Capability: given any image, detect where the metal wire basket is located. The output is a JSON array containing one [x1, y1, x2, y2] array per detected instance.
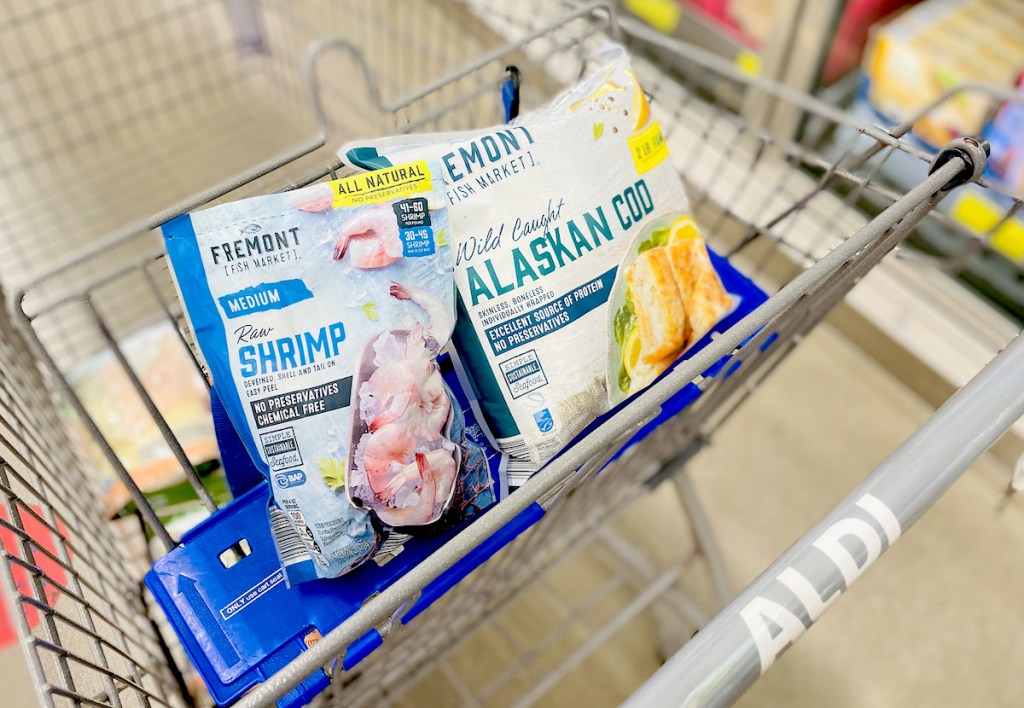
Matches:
[[1, 1, 1021, 707]]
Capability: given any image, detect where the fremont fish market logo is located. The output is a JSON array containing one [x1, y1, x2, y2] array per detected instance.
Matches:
[[209, 222, 303, 275]]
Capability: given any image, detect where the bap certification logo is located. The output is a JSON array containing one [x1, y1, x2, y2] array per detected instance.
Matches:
[[274, 470, 307, 489], [533, 408, 554, 433]]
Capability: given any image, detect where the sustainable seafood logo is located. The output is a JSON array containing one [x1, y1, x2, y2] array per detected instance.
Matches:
[[208, 222, 303, 275], [274, 469, 307, 489]]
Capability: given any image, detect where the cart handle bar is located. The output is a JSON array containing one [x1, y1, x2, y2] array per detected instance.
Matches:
[[233, 138, 986, 707]]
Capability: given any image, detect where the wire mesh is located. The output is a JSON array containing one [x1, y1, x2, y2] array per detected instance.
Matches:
[[0, 1, 1020, 706], [323, 418, 712, 708], [0, 288, 189, 708], [0, 0, 535, 293]]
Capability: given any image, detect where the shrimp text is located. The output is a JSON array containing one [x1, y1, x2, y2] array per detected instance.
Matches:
[[239, 322, 346, 378]]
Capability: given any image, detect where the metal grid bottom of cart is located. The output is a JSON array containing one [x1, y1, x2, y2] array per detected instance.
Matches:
[[0, 1, 1021, 707]]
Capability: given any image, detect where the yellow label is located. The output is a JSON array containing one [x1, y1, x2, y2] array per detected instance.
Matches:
[[331, 160, 432, 208], [992, 218, 1024, 262], [950, 190, 1024, 263], [623, 0, 682, 34], [628, 120, 669, 175], [867, 35, 889, 81], [950, 191, 1001, 234], [735, 49, 762, 78]]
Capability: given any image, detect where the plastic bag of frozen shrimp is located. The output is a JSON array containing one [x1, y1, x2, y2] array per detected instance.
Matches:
[[340, 44, 735, 470], [162, 160, 498, 585]]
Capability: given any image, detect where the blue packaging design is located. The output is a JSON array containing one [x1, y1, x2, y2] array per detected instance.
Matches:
[[163, 160, 493, 583]]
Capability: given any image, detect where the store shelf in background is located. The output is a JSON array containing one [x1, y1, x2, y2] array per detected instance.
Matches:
[[620, 0, 756, 111], [620, 0, 923, 94], [837, 95, 1024, 321], [852, 0, 1024, 320], [862, 0, 1024, 148], [950, 192, 1024, 261], [806, 88, 1024, 466], [562, 11, 1024, 469]]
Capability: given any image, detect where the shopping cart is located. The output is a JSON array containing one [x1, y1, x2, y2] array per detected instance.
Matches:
[[1, 1, 1021, 706]]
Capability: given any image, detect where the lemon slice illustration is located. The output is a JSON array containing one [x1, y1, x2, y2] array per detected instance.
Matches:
[[626, 69, 651, 131], [623, 327, 642, 380], [668, 216, 702, 243]]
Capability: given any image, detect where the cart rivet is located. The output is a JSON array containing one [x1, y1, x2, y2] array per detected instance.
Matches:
[[929, 136, 990, 191]]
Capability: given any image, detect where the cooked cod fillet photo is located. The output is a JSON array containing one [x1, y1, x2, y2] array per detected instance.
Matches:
[[663, 239, 732, 348], [624, 236, 733, 390], [626, 248, 689, 363]]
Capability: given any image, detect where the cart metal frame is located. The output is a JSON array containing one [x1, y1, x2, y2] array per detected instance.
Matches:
[[1, 2, 1021, 707]]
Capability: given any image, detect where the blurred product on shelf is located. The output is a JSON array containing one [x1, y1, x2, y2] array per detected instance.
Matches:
[[846, 0, 1024, 276], [823, 0, 922, 84], [984, 71, 1024, 196], [0, 504, 67, 648], [686, 0, 776, 46], [624, 0, 919, 85], [842, 89, 1024, 294], [62, 321, 222, 520], [863, 0, 1024, 146]]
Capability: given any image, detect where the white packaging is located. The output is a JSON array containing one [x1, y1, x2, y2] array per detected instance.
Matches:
[[341, 45, 715, 468]]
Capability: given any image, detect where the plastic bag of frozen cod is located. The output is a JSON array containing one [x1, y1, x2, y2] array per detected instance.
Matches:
[[163, 160, 497, 584], [341, 45, 734, 468]]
